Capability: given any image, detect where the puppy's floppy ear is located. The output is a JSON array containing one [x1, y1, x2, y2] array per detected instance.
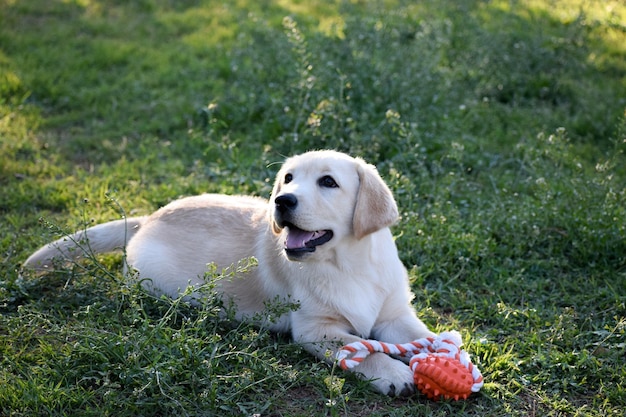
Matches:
[[353, 160, 399, 239]]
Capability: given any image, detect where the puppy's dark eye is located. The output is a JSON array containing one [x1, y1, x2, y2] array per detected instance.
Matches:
[[284, 173, 293, 184], [318, 175, 338, 188]]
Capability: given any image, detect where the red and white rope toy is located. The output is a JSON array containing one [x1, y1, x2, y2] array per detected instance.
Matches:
[[336, 331, 484, 400]]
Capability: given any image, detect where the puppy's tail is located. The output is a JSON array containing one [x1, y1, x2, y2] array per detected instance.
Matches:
[[23, 216, 147, 271]]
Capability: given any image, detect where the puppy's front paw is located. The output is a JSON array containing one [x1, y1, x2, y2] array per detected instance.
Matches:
[[371, 360, 415, 397], [350, 353, 416, 397], [388, 379, 416, 397]]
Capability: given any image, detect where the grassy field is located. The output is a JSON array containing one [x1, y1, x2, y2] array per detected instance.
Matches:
[[1, 0, 625, 415]]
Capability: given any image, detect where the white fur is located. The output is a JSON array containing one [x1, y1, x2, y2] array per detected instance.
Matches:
[[24, 150, 434, 396]]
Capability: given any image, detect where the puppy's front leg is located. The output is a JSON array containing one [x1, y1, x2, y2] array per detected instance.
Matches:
[[291, 317, 416, 396], [372, 306, 435, 345]]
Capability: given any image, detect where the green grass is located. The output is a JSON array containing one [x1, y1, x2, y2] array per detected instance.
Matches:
[[1, 0, 625, 415]]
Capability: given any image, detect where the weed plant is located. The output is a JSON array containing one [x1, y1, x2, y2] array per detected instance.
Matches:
[[1, 0, 625, 416]]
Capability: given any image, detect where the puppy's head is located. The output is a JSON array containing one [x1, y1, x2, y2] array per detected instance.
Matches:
[[269, 150, 398, 261]]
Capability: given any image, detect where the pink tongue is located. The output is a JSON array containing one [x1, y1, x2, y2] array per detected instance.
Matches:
[[286, 229, 316, 249], [286, 229, 318, 249]]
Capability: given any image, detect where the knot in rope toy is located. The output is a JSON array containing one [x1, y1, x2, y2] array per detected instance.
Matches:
[[336, 331, 484, 401]]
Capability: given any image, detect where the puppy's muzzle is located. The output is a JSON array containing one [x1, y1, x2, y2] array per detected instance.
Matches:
[[274, 193, 333, 257]]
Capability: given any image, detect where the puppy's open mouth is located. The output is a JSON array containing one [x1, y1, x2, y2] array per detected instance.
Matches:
[[283, 223, 333, 255]]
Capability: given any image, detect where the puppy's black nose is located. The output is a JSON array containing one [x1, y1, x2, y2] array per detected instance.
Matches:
[[275, 193, 298, 213]]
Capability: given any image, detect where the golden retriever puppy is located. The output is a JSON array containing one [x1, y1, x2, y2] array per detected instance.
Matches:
[[24, 150, 434, 396]]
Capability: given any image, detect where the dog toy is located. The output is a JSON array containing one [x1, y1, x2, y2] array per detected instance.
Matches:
[[335, 331, 483, 401]]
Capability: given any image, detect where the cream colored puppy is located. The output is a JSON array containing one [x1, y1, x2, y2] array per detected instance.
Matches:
[[24, 150, 434, 396]]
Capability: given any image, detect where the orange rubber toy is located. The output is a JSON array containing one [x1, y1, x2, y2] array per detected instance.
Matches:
[[336, 331, 483, 401]]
